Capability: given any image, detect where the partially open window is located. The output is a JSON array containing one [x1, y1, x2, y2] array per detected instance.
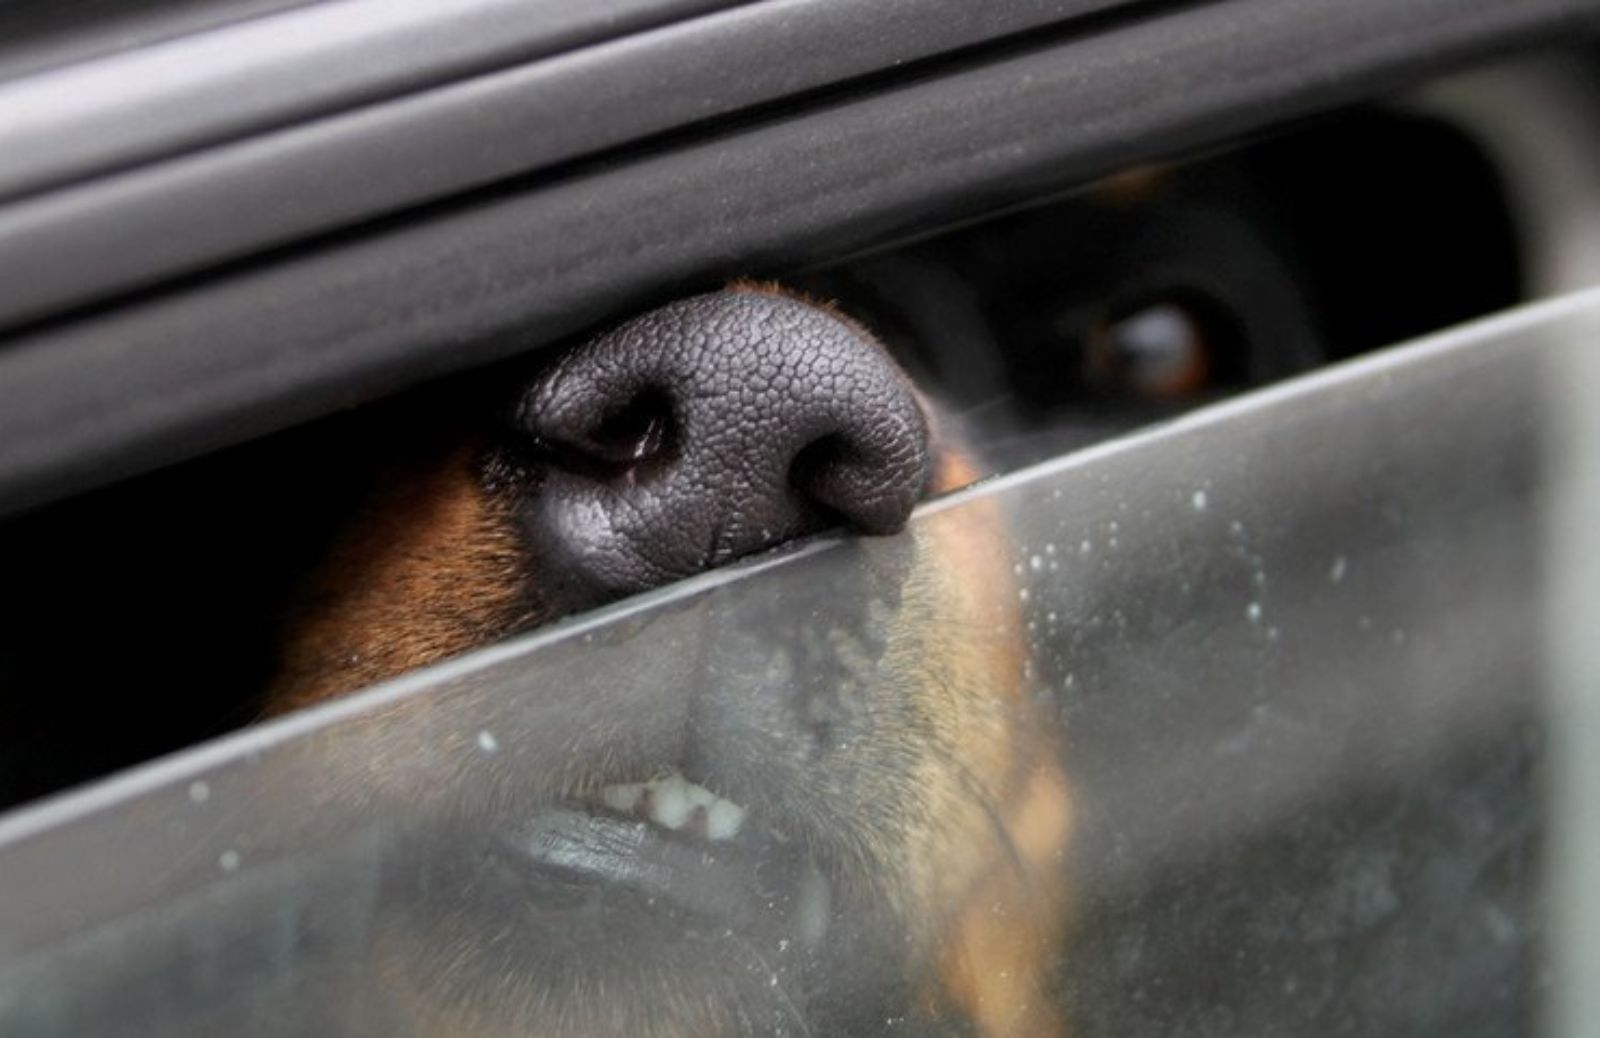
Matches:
[[0, 9, 1597, 1035]]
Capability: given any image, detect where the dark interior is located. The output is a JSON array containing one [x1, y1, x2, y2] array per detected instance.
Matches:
[[0, 105, 1520, 811]]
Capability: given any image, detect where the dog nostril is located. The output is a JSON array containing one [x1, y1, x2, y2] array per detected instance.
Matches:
[[789, 433, 911, 536], [789, 434, 852, 515], [525, 386, 677, 479]]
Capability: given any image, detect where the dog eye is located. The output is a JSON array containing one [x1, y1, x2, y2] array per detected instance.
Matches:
[[1083, 296, 1239, 402]]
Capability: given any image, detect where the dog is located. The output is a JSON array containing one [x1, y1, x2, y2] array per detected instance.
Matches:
[[263, 283, 1074, 1036], [0, 108, 1528, 1031]]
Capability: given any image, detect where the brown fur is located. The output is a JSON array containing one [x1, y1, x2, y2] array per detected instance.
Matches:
[[267, 442, 530, 714]]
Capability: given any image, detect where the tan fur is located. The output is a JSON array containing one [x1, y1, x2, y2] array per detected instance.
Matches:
[[914, 451, 1074, 1036], [266, 444, 529, 714], [268, 317, 1073, 1036]]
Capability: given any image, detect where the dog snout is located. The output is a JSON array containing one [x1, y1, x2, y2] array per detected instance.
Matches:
[[511, 287, 932, 604]]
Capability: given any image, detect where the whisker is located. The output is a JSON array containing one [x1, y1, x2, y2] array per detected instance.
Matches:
[[945, 394, 1021, 423], [920, 728, 1036, 896]]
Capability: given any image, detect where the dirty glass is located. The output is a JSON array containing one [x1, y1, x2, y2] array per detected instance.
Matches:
[[2, 288, 1599, 1036]]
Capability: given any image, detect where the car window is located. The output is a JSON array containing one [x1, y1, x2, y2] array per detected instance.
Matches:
[[2, 7, 1598, 1035], [0, 91, 1525, 812], [1, 289, 1594, 1035]]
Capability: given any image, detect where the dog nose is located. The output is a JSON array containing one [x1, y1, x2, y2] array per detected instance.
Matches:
[[513, 288, 931, 602]]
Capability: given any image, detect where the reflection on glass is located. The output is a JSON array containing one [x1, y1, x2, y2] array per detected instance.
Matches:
[[3, 290, 1600, 1035]]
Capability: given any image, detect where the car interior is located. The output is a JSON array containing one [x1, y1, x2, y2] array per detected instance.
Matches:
[[0, 68, 1541, 809], [0, 2, 1597, 1034]]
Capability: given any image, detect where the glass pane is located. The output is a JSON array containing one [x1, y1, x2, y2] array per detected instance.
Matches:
[[2, 289, 1598, 1035]]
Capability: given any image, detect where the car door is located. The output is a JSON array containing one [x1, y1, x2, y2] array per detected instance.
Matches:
[[1, 2, 1598, 1035]]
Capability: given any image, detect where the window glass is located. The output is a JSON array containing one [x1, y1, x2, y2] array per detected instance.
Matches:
[[0, 289, 1595, 1035]]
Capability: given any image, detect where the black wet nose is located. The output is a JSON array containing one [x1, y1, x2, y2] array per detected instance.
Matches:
[[512, 288, 931, 602]]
